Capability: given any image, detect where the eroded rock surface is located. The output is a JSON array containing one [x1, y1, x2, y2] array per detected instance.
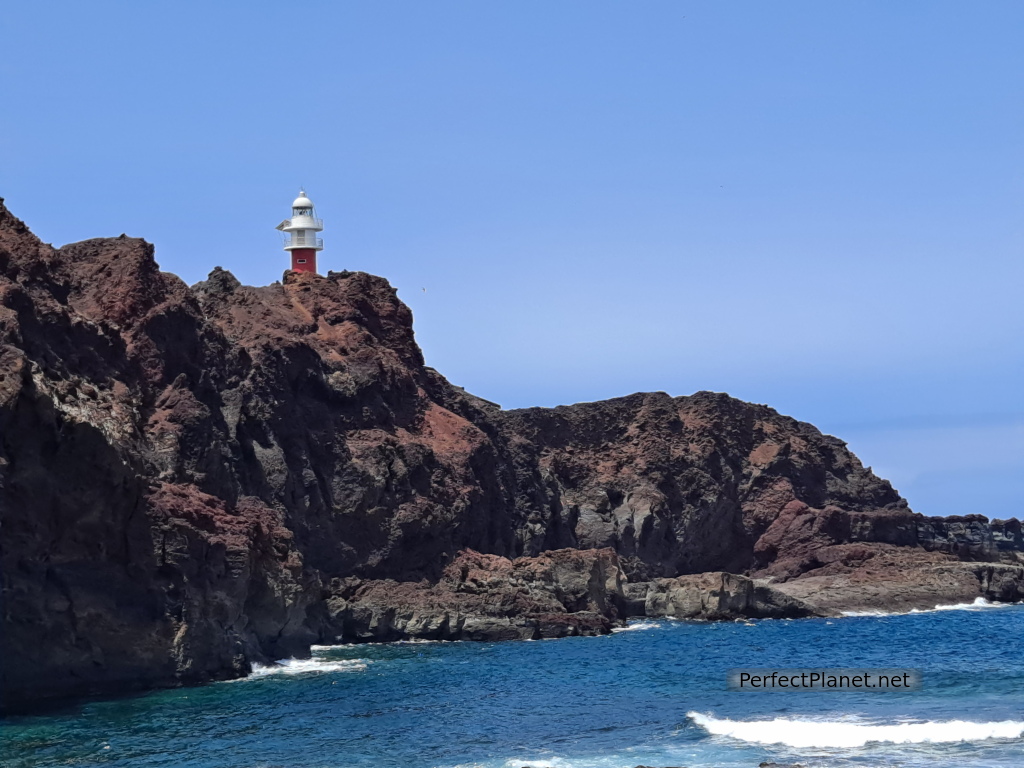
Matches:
[[769, 553, 1024, 614], [500, 394, 909, 581], [320, 547, 625, 642], [638, 572, 826, 620]]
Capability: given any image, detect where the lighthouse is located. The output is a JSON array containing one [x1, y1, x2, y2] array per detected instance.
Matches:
[[276, 189, 324, 273]]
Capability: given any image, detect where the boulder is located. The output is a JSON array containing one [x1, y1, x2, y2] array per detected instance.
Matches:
[[642, 572, 826, 620]]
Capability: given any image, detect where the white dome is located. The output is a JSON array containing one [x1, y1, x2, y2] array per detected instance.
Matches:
[[292, 190, 313, 208]]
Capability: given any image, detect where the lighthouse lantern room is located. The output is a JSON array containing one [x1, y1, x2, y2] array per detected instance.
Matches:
[[276, 189, 324, 273]]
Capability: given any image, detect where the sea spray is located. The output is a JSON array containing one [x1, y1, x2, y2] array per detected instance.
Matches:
[[249, 658, 369, 677], [610, 620, 665, 633], [842, 597, 1021, 618]]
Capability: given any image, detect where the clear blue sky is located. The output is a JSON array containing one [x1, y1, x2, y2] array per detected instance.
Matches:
[[2, 1, 1022, 517]]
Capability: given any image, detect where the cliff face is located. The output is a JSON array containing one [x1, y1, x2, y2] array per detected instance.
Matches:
[[500, 393, 907, 580], [1, 199, 1020, 710], [0, 200, 535, 708]]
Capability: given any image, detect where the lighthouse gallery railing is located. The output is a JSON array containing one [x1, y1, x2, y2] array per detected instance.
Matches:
[[286, 236, 324, 249]]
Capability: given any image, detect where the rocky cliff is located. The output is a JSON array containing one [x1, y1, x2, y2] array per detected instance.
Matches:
[[1, 199, 1020, 711]]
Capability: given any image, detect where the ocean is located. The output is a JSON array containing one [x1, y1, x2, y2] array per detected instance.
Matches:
[[2, 601, 1022, 768]]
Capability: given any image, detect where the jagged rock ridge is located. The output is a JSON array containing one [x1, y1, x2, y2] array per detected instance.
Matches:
[[1, 199, 1020, 710]]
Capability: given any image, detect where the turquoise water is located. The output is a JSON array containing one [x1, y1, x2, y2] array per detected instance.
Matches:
[[3, 603, 1023, 768]]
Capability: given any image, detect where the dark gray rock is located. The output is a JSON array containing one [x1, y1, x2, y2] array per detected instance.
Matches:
[[318, 548, 625, 643]]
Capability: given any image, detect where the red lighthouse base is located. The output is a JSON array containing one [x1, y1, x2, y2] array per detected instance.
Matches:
[[290, 249, 317, 274]]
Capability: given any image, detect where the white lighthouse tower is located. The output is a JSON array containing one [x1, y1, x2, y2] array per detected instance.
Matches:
[[275, 189, 324, 274]]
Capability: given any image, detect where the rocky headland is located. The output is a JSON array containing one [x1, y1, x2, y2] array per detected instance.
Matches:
[[1, 198, 1021, 711]]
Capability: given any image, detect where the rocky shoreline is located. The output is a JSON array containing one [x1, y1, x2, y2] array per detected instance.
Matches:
[[314, 547, 825, 646], [1, 197, 1021, 711], [312, 545, 1023, 646]]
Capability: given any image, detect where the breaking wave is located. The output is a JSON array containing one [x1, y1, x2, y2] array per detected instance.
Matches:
[[249, 658, 369, 677], [843, 597, 1019, 617], [687, 712, 1024, 748], [919, 597, 1016, 612], [611, 620, 663, 633]]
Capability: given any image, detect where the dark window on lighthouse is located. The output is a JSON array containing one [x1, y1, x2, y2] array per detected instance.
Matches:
[[297, 259, 307, 263]]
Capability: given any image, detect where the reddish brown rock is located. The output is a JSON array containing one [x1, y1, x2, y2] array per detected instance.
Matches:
[[500, 391, 908, 580], [750, 500, 1024, 613], [770, 554, 1024, 615]]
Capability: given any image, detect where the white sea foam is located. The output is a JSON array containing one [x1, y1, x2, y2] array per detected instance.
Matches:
[[249, 657, 369, 677], [611, 620, 663, 633], [688, 712, 1024, 748], [917, 597, 1014, 612], [843, 597, 1020, 618]]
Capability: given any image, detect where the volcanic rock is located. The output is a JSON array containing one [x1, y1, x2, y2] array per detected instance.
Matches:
[[638, 571, 826, 620], [769, 553, 1024, 614], [499, 391, 909, 580], [319, 547, 625, 642], [1, 198, 1022, 710]]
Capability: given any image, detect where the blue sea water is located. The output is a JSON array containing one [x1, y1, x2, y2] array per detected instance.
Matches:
[[2, 602, 1023, 768]]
